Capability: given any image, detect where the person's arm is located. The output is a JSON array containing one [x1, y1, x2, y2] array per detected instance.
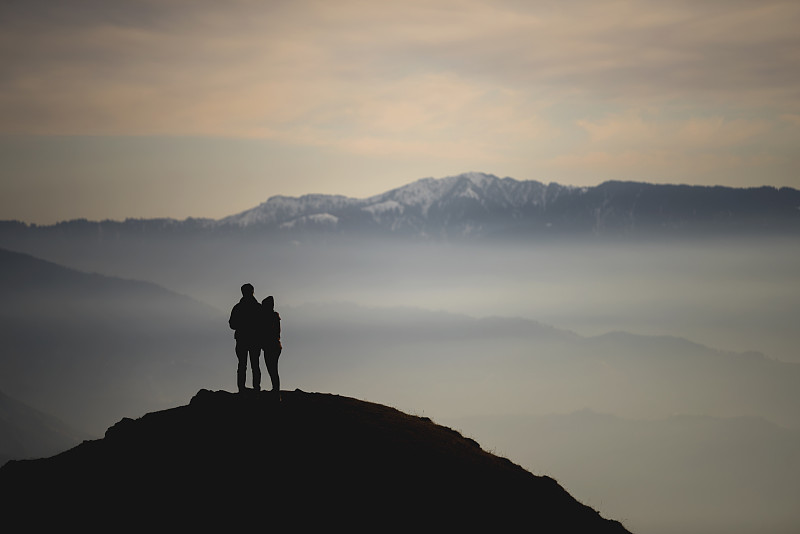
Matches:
[[229, 305, 239, 330]]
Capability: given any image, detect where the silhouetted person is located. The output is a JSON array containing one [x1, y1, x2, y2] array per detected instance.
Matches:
[[261, 295, 282, 399], [229, 283, 262, 392]]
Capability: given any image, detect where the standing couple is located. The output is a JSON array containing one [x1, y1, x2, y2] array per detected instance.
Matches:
[[228, 283, 282, 396]]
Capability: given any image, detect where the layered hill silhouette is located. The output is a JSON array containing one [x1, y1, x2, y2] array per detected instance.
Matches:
[[0, 389, 630, 531]]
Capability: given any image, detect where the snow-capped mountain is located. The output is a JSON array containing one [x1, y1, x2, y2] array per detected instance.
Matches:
[[219, 172, 581, 237], [218, 194, 359, 228], [3, 172, 799, 240], [214, 172, 800, 239]]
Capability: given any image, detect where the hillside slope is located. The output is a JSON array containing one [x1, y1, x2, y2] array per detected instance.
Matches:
[[0, 389, 630, 531], [0, 247, 229, 434], [0, 390, 88, 466]]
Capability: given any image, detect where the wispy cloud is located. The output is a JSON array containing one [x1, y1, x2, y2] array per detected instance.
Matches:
[[3, 1, 798, 132], [577, 112, 773, 150]]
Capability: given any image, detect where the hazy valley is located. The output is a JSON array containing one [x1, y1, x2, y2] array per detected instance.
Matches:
[[1, 173, 799, 533]]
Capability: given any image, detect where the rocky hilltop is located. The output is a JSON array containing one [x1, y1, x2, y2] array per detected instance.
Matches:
[[0, 389, 630, 531]]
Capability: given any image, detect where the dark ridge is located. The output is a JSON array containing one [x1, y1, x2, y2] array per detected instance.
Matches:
[[0, 389, 630, 531]]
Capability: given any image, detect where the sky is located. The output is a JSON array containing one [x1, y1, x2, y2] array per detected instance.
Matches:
[[1, 0, 799, 224]]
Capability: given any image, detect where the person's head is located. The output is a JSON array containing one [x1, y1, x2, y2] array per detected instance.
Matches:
[[262, 296, 274, 309], [241, 283, 254, 297]]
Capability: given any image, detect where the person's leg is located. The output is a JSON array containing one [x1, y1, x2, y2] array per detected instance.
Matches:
[[265, 346, 281, 392], [249, 345, 261, 391], [235, 341, 248, 392]]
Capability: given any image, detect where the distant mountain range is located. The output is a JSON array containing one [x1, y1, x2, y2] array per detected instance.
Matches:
[[3, 172, 799, 240], [0, 389, 631, 531]]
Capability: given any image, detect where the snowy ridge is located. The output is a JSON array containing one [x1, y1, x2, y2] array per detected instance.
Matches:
[[206, 172, 800, 238], [366, 172, 529, 215], [213, 172, 588, 237], [279, 213, 339, 230], [219, 194, 357, 227], [219, 172, 520, 228]]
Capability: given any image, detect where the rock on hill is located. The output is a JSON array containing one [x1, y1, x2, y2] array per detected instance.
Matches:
[[0, 389, 630, 531]]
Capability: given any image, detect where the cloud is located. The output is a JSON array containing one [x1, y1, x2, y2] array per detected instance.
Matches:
[[3, 1, 799, 127], [0, 0, 799, 187], [543, 108, 796, 185], [548, 148, 776, 174], [543, 142, 792, 188], [576, 112, 773, 150], [781, 114, 800, 127]]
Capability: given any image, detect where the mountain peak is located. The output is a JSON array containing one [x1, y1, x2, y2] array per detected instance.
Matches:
[[0, 389, 630, 531], [374, 171, 503, 205]]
